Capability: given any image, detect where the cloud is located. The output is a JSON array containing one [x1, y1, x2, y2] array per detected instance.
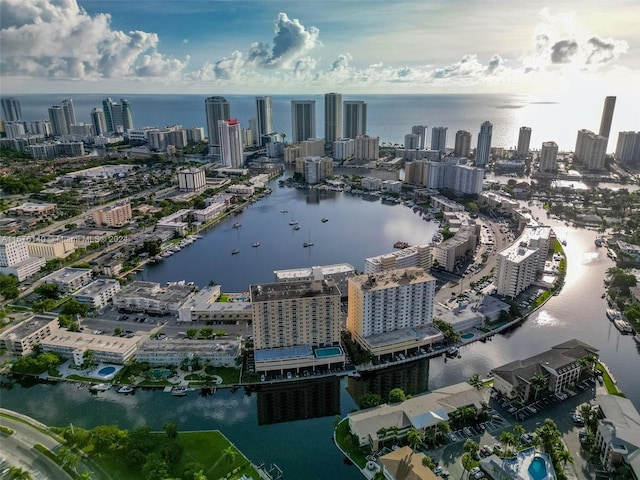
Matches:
[[0, 0, 188, 79], [246, 13, 320, 68], [550, 40, 579, 63]]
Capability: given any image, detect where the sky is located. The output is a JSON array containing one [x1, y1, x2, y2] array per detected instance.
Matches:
[[1, 0, 640, 96]]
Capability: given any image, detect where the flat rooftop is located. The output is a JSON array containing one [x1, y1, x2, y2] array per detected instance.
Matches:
[[137, 339, 240, 354], [74, 279, 120, 297], [44, 329, 141, 353], [254, 344, 314, 362], [116, 281, 193, 303], [274, 263, 355, 280], [349, 267, 435, 292], [250, 280, 340, 302], [1, 315, 57, 340], [42, 267, 92, 284]]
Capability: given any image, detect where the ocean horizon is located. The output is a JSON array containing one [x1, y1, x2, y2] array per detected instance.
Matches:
[[11, 92, 639, 152]]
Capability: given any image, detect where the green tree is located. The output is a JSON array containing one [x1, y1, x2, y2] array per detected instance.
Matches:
[[114, 327, 122, 336], [463, 439, 479, 455], [129, 425, 156, 454], [164, 421, 178, 440], [468, 373, 483, 390], [57, 447, 80, 472], [557, 448, 573, 465], [421, 456, 435, 469], [161, 441, 183, 465], [34, 283, 60, 299], [199, 327, 214, 339], [60, 298, 89, 317], [6, 466, 32, 480], [388, 388, 406, 404], [186, 329, 198, 339], [461, 452, 476, 475], [0, 273, 19, 300], [358, 392, 382, 409], [223, 446, 237, 464], [141, 453, 170, 480], [529, 373, 549, 400]]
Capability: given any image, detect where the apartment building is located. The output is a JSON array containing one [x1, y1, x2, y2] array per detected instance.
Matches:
[[364, 245, 432, 274], [274, 264, 356, 298], [0, 314, 59, 356], [113, 281, 195, 314], [41, 267, 93, 294], [72, 279, 121, 309], [93, 200, 132, 227], [26, 235, 76, 260]]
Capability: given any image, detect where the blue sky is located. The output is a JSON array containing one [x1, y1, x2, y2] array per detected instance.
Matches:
[[1, 0, 639, 95]]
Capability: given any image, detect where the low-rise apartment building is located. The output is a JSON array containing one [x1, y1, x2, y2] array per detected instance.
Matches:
[[136, 339, 240, 367], [432, 224, 479, 272], [72, 279, 121, 309], [93, 200, 132, 227], [41, 267, 93, 294], [113, 281, 195, 314], [26, 235, 76, 260], [364, 245, 432, 274], [0, 314, 59, 356]]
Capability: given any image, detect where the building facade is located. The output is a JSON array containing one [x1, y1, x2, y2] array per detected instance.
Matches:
[[364, 245, 432, 274], [291, 100, 316, 143], [454, 130, 472, 158], [177, 167, 207, 192], [343, 101, 367, 139], [205, 96, 231, 149], [539, 141, 559, 172], [93, 200, 132, 227], [41, 267, 93, 294], [517, 126, 532, 157], [411, 125, 427, 150], [218, 119, 244, 168], [1, 97, 22, 122], [599, 96, 616, 149], [476, 121, 493, 166], [614, 132, 640, 165], [255, 96, 273, 146], [72, 279, 121, 309], [26, 235, 76, 260], [324, 93, 343, 146], [354, 135, 379, 161], [575, 129, 607, 170], [431, 127, 447, 152]]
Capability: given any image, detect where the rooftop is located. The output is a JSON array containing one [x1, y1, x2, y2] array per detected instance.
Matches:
[[74, 279, 120, 297], [363, 324, 442, 347], [44, 327, 141, 353], [274, 263, 355, 280], [250, 280, 340, 302], [254, 344, 314, 362], [41, 267, 92, 284], [1, 314, 58, 340], [116, 281, 193, 304], [137, 339, 240, 354], [349, 267, 435, 292]]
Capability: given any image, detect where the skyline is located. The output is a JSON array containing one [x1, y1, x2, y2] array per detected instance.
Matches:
[[1, 0, 639, 97]]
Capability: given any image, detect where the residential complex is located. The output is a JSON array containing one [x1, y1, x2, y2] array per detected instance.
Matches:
[[575, 129, 607, 170], [26, 235, 76, 260], [539, 141, 559, 172], [347, 267, 439, 358], [411, 125, 428, 150], [93, 200, 132, 227], [491, 339, 598, 403], [102, 97, 133, 133], [476, 121, 493, 166], [0, 236, 45, 281], [354, 135, 379, 161], [72, 279, 121, 309], [454, 130, 471, 158], [517, 126, 532, 157], [41, 267, 93, 294], [599, 96, 616, 149], [431, 127, 447, 152], [205, 96, 231, 150], [218, 119, 244, 168], [113, 281, 195, 314], [178, 285, 252, 324], [136, 339, 240, 367], [495, 224, 553, 298], [343, 101, 367, 139], [291, 100, 316, 143], [432, 224, 479, 272], [250, 279, 343, 374], [0, 315, 59, 356], [255, 96, 273, 146], [364, 245, 431, 274], [614, 131, 640, 165], [295, 156, 333, 184], [324, 93, 343, 146], [1, 97, 22, 122]]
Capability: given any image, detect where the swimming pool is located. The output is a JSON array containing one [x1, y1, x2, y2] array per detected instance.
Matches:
[[461, 332, 475, 340], [315, 346, 343, 358], [98, 366, 116, 376], [150, 368, 171, 378], [528, 456, 549, 480]]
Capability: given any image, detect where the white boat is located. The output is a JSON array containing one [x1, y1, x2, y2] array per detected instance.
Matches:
[[321, 218, 329, 223], [606, 309, 621, 321], [614, 318, 633, 333], [117, 385, 134, 394], [252, 242, 260, 247], [293, 225, 300, 230], [90, 383, 110, 392], [231, 249, 240, 255], [446, 346, 459, 357], [233, 222, 241, 228], [303, 232, 314, 248], [171, 386, 188, 396]]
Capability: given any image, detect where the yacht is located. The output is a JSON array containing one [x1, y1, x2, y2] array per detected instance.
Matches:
[[446, 346, 459, 357], [171, 386, 188, 396], [321, 218, 329, 223], [606, 309, 621, 321], [252, 242, 260, 248], [233, 222, 241, 228], [293, 225, 300, 230], [595, 238, 603, 247], [231, 249, 240, 255], [614, 318, 633, 333], [303, 232, 314, 248], [117, 385, 134, 394], [90, 383, 110, 392]]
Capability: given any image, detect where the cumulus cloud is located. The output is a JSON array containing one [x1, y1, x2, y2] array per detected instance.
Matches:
[[0, 0, 188, 79], [247, 13, 320, 68], [550, 40, 579, 63]]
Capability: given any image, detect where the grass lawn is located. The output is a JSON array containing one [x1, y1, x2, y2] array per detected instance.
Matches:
[[91, 430, 261, 480], [204, 366, 241, 385], [335, 419, 368, 469], [66, 374, 103, 382], [596, 364, 624, 396]]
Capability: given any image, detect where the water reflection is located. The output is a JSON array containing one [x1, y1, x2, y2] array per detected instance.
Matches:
[[347, 358, 429, 404], [255, 377, 340, 425]]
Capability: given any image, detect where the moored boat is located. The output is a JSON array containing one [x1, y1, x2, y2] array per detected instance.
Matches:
[[117, 385, 134, 394], [90, 383, 110, 392], [171, 386, 188, 396], [231, 249, 240, 255], [321, 218, 329, 223], [614, 318, 633, 333], [606, 309, 621, 321], [252, 242, 260, 247]]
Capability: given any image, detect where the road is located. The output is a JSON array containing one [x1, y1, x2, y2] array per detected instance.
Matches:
[[0, 409, 71, 480]]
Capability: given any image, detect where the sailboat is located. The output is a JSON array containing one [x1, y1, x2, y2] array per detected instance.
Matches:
[[289, 212, 298, 226], [303, 232, 314, 248]]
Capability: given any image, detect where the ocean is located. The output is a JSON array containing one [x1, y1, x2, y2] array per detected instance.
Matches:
[[13, 93, 640, 152]]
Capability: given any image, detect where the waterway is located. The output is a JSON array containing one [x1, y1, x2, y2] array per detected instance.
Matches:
[[2, 177, 640, 480]]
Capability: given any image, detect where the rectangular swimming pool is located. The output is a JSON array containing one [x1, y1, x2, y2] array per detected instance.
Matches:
[[314, 346, 343, 358]]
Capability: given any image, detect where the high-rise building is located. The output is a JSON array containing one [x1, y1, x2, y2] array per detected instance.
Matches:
[[411, 125, 427, 150], [495, 225, 552, 298], [404, 133, 421, 150], [346, 267, 436, 357], [205, 96, 231, 150], [453, 165, 484, 194], [476, 121, 493, 166], [324, 93, 342, 146], [575, 129, 607, 170], [4, 122, 26, 139], [29, 120, 52, 137], [255, 96, 273, 146], [354, 135, 379, 161], [404, 160, 429, 186], [102, 98, 134, 133], [291, 100, 316, 143], [60, 99, 76, 129], [454, 130, 471, 157], [218, 119, 244, 168], [333, 138, 354, 160], [91, 108, 107, 136], [0, 237, 45, 282], [599, 96, 616, 147], [517, 127, 532, 158], [93, 200, 133, 228], [431, 127, 447, 152], [614, 132, 640, 165], [177, 167, 206, 192], [48, 106, 69, 136], [1, 97, 22, 122], [296, 156, 333, 184], [343, 101, 367, 139], [539, 141, 558, 172]]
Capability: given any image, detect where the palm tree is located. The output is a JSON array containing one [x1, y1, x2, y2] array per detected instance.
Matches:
[[529, 373, 548, 401], [6, 467, 32, 480], [468, 373, 483, 390], [223, 446, 237, 464], [512, 424, 526, 444], [500, 431, 516, 449], [557, 448, 573, 465], [407, 428, 424, 453]]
